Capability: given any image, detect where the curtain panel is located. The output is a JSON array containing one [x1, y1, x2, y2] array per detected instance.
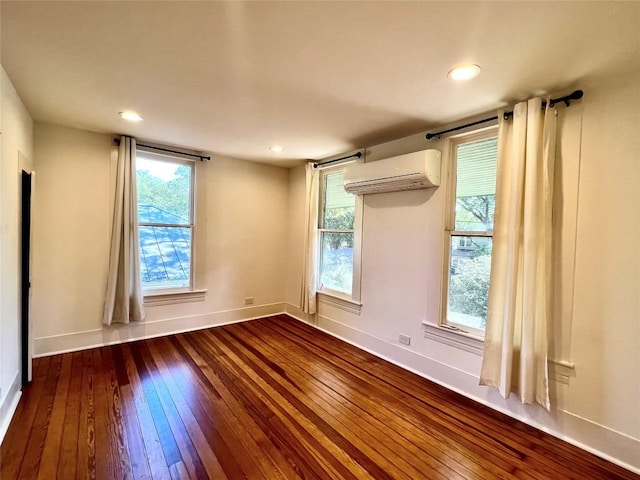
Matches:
[[103, 136, 145, 326], [480, 98, 557, 410], [300, 163, 319, 314]]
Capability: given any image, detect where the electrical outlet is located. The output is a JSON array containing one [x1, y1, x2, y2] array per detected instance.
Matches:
[[399, 334, 411, 346], [244, 297, 254, 305]]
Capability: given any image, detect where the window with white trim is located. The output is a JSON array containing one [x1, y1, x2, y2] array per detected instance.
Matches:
[[136, 151, 195, 292], [317, 166, 362, 302], [443, 131, 498, 335]]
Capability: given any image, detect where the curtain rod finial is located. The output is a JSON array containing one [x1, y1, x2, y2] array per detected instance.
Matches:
[[564, 89, 584, 107]]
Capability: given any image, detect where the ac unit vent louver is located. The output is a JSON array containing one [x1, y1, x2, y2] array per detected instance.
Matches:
[[343, 149, 441, 195]]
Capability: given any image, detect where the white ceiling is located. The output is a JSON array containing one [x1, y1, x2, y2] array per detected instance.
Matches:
[[2, 1, 639, 166]]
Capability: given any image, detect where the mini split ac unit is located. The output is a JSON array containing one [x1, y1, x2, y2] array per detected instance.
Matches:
[[343, 149, 441, 195]]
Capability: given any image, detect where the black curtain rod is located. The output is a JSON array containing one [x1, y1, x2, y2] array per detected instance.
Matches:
[[313, 151, 362, 168], [426, 90, 584, 140], [114, 138, 211, 161]]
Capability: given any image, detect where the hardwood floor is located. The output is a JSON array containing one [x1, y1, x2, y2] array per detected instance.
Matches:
[[1, 315, 637, 480]]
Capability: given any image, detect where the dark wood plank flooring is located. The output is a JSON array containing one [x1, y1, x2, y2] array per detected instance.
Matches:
[[1, 314, 637, 479]]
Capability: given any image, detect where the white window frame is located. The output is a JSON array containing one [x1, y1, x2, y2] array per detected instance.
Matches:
[[440, 127, 498, 339], [317, 163, 363, 308], [135, 147, 205, 303]]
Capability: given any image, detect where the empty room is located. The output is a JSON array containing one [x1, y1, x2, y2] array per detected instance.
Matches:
[[0, 1, 638, 479]]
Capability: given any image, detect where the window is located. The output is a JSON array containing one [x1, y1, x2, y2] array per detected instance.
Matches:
[[317, 166, 362, 302], [457, 237, 473, 249], [443, 132, 498, 335], [136, 151, 195, 292]]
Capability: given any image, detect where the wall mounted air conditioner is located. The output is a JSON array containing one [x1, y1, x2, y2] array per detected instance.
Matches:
[[343, 149, 441, 195]]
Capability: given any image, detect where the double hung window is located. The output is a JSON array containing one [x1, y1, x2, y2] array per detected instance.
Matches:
[[443, 132, 498, 335], [136, 151, 195, 292], [317, 166, 362, 302]]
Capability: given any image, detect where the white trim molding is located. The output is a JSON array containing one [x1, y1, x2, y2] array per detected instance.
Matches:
[[318, 292, 362, 315], [423, 321, 577, 384], [422, 321, 484, 355], [548, 358, 576, 385], [144, 288, 207, 306], [0, 371, 22, 444], [285, 302, 317, 325], [34, 302, 285, 357]]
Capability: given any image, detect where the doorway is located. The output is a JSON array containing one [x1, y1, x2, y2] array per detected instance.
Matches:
[[21, 170, 32, 386]]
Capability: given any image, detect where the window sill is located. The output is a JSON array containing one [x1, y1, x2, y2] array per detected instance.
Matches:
[[422, 322, 484, 355], [317, 291, 362, 315], [548, 359, 576, 385], [144, 289, 207, 306]]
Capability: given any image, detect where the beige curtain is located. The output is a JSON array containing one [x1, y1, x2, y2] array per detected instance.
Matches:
[[480, 98, 556, 410], [300, 162, 319, 314], [103, 136, 145, 325]]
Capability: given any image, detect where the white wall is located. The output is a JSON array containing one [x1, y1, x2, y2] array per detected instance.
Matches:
[[31, 123, 289, 354], [286, 70, 640, 472], [0, 66, 34, 440]]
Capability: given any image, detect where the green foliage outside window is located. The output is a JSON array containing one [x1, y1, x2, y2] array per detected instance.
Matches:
[[449, 194, 495, 329], [449, 254, 491, 327], [137, 165, 191, 221], [323, 207, 354, 249]]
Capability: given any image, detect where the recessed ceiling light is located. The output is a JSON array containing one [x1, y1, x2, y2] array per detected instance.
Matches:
[[270, 145, 283, 153], [119, 111, 144, 122], [447, 64, 481, 81]]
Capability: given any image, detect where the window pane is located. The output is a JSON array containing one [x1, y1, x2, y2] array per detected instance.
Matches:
[[322, 171, 355, 229], [319, 232, 353, 295], [139, 226, 191, 290], [447, 236, 492, 330], [137, 155, 192, 223], [455, 137, 497, 231]]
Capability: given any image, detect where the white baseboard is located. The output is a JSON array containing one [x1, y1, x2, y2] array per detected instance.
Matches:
[[0, 370, 22, 444], [284, 303, 640, 475], [282, 303, 316, 324], [34, 302, 286, 357]]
